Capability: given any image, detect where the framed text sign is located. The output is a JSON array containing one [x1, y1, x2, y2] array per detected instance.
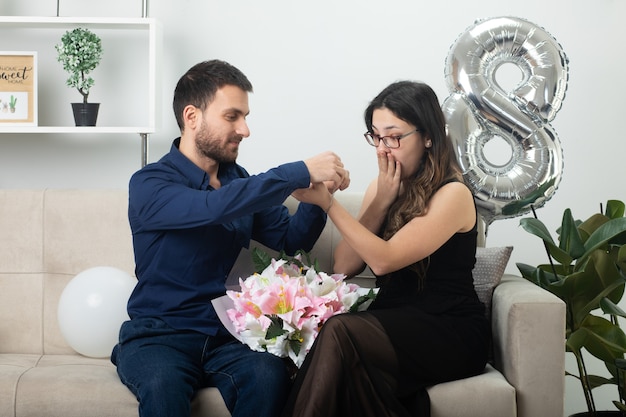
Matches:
[[0, 52, 37, 126]]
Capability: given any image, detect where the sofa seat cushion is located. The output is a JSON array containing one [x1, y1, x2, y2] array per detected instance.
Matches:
[[2, 354, 231, 417], [1, 353, 514, 417], [427, 364, 516, 417], [0, 354, 42, 417], [13, 355, 138, 417]]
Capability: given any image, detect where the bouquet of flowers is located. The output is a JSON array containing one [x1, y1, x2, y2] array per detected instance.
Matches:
[[224, 249, 377, 367]]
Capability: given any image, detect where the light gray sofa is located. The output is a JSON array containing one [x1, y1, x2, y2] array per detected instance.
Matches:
[[0, 189, 565, 417]]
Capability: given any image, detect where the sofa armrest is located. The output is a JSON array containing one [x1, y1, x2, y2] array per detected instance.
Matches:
[[491, 274, 566, 417]]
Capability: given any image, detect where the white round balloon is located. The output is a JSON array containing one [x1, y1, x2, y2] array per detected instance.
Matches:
[[58, 266, 137, 358]]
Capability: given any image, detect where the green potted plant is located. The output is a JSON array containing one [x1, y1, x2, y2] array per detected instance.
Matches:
[[517, 199, 626, 416], [55, 27, 103, 126]]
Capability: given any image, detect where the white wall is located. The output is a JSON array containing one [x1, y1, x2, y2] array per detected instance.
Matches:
[[1, 0, 625, 414]]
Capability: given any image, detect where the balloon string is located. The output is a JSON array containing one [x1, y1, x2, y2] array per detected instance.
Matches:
[[531, 205, 559, 280], [477, 215, 488, 247]]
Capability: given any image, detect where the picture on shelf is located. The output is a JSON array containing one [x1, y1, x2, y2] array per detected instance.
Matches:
[[0, 52, 37, 126], [0, 92, 27, 119]]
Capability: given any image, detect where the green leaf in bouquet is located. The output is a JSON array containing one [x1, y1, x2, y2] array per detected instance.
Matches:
[[349, 289, 378, 313], [265, 315, 288, 339], [252, 247, 273, 273], [252, 247, 322, 274], [287, 330, 303, 356]]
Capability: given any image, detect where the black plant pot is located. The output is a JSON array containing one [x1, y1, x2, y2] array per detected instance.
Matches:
[[569, 412, 626, 417], [71, 103, 100, 126]]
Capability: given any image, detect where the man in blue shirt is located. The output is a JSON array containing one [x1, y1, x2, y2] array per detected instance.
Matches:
[[111, 60, 349, 417]]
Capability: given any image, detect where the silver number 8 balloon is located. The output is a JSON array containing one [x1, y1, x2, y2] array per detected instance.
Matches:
[[442, 16, 569, 227]]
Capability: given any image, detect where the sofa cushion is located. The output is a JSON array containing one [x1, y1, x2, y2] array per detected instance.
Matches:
[[0, 354, 42, 417], [473, 246, 513, 317], [43, 189, 135, 275], [428, 363, 516, 417], [0, 190, 44, 273], [6, 354, 231, 417], [0, 274, 44, 354]]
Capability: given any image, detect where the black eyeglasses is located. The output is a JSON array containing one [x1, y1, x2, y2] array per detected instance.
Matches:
[[363, 129, 419, 149]]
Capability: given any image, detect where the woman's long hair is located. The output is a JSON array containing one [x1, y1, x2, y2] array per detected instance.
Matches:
[[364, 81, 463, 281]]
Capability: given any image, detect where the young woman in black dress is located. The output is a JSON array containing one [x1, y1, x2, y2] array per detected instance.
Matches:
[[285, 81, 490, 417]]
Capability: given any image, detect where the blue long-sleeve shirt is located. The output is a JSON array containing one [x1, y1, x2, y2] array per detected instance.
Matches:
[[127, 138, 327, 335]]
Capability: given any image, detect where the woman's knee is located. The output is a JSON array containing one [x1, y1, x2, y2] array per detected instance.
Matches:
[[318, 313, 360, 344]]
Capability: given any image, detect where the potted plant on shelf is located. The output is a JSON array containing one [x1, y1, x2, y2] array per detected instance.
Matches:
[[517, 199, 626, 416], [55, 27, 103, 126]]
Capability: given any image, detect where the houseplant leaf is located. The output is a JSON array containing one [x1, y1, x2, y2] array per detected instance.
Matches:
[[574, 315, 626, 364], [600, 298, 626, 318], [579, 218, 626, 264], [558, 208, 586, 260], [606, 200, 626, 219], [519, 217, 573, 265], [564, 251, 625, 327], [618, 245, 626, 272]]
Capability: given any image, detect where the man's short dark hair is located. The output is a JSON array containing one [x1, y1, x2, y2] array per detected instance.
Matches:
[[173, 60, 253, 130]]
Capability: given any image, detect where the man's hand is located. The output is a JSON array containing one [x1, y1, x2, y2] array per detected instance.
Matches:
[[304, 151, 350, 192]]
